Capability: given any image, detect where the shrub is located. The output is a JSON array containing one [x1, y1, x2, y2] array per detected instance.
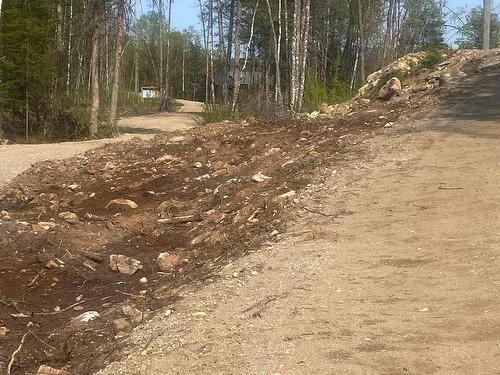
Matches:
[[202, 104, 233, 124], [420, 49, 443, 70], [303, 74, 351, 112]]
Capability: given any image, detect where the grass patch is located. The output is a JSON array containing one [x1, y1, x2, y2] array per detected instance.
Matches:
[[202, 104, 233, 124]]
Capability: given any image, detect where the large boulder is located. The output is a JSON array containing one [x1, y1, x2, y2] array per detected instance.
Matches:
[[378, 77, 402, 101]]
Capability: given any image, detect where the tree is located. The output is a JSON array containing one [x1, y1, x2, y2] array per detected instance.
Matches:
[[108, 0, 125, 126], [457, 6, 499, 49]]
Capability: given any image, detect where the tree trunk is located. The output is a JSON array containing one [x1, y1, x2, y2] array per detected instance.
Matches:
[[217, 0, 228, 104], [159, 0, 164, 108], [182, 41, 186, 97], [226, 0, 236, 97], [90, 27, 100, 137], [265, 0, 282, 103], [483, 0, 492, 50], [165, 0, 172, 106], [358, 0, 366, 85], [108, 1, 124, 126], [199, 0, 210, 103], [66, 0, 73, 96], [242, 0, 259, 73], [134, 0, 139, 95], [231, 0, 242, 113], [209, 0, 215, 104], [291, 0, 311, 112]]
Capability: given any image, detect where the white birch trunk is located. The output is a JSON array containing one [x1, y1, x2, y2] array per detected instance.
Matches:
[[242, 0, 259, 73], [90, 29, 100, 136], [231, 0, 242, 113], [108, 1, 124, 126]]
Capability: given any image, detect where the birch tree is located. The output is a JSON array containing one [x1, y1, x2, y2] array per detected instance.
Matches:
[[108, 0, 125, 126]]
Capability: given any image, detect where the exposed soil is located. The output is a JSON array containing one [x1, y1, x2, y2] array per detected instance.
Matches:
[[0, 100, 407, 374], [97, 63, 500, 375], [0, 99, 202, 187], [0, 52, 498, 374]]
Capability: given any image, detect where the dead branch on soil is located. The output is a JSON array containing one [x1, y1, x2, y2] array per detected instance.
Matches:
[[6, 332, 28, 374], [34, 300, 86, 316], [157, 214, 203, 225], [302, 207, 336, 217], [437, 185, 463, 190]]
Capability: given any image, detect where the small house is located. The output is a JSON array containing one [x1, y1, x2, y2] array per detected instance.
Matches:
[[141, 84, 163, 100]]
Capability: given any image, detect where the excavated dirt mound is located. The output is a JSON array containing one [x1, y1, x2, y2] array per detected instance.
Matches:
[[0, 50, 498, 374]]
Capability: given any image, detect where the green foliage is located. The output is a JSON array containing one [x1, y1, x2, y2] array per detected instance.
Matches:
[[457, 7, 500, 49], [303, 73, 350, 112], [202, 104, 232, 124], [420, 49, 444, 70], [398, 0, 447, 53], [0, 0, 56, 139]]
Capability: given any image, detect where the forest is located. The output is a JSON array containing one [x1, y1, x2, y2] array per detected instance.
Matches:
[[0, 0, 497, 141]]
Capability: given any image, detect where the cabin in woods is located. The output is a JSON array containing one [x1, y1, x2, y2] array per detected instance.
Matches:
[[141, 84, 164, 100]]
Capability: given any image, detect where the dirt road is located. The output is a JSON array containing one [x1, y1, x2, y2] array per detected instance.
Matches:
[[98, 69, 500, 373], [0, 99, 202, 186]]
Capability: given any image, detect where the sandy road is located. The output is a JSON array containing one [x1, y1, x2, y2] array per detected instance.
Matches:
[[0, 99, 202, 187], [98, 68, 500, 374]]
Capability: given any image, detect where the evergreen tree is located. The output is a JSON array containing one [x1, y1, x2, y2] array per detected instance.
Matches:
[[457, 6, 500, 49]]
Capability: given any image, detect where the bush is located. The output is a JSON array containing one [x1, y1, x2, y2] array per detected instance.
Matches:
[[420, 49, 443, 70], [303, 74, 351, 112], [202, 104, 233, 124]]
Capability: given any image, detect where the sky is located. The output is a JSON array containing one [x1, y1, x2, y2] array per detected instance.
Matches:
[[166, 0, 491, 32]]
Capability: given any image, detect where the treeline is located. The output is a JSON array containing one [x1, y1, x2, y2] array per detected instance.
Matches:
[[0, 1, 497, 141], [0, 0, 206, 141]]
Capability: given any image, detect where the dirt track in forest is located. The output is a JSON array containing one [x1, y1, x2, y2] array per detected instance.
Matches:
[[95, 67, 500, 374], [0, 99, 202, 187]]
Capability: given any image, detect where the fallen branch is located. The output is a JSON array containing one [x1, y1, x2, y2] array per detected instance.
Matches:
[[437, 185, 463, 190], [302, 207, 335, 217], [158, 214, 203, 225], [34, 300, 86, 316], [77, 249, 104, 263], [7, 332, 28, 374]]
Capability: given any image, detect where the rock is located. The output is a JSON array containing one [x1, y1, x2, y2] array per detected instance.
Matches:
[[384, 122, 394, 128], [319, 103, 334, 115], [411, 82, 429, 93], [71, 311, 100, 325], [156, 154, 178, 162], [106, 198, 138, 210], [68, 183, 80, 191], [139, 277, 148, 284], [31, 223, 49, 233], [113, 318, 131, 332], [0, 326, 8, 337], [1, 210, 12, 220], [279, 190, 296, 199], [58, 211, 79, 224], [164, 309, 173, 317], [378, 77, 402, 101], [308, 111, 320, 119], [121, 305, 143, 323], [109, 255, 143, 275], [251, 172, 272, 183], [157, 252, 180, 272], [193, 161, 203, 168], [170, 135, 185, 143], [36, 365, 71, 375], [45, 260, 60, 269]]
